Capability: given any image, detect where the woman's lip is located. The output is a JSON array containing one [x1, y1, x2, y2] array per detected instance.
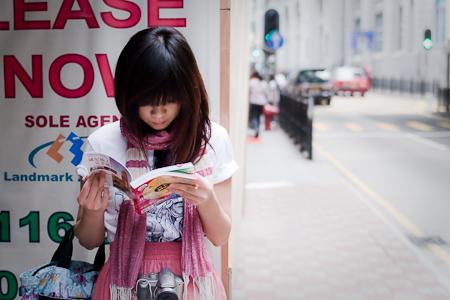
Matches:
[[153, 121, 165, 126]]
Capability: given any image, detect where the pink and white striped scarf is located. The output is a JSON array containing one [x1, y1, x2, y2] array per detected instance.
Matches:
[[109, 119, 216, 300]]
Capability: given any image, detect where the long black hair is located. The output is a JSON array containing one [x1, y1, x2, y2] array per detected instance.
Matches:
[[114, 26, 211, 164]]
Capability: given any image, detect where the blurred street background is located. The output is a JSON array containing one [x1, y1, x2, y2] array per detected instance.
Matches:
[[249, 0, 450, 113], [235, 92, 450, 299], [238, 1, 450, 298]]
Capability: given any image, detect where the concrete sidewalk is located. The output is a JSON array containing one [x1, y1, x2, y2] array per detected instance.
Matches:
[[232, 127, 450, 300]]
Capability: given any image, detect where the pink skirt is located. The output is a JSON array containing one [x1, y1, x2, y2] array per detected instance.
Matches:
[[92, 242, 227, 300]]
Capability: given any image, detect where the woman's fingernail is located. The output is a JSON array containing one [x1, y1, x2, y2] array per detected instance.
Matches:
[[196, 177, 200, 183]]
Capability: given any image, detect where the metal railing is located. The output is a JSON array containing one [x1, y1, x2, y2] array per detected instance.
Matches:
[[371, 78, 432, 95], [437, 87, 450, 112], [279, 91, 313, 159], [371, 77, 450, 112]]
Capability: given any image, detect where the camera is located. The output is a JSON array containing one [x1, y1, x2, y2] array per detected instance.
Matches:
[[136, 268, 183, 300]]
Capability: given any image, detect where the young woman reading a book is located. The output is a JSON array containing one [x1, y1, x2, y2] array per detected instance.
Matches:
[[73, 26, 238, 300]]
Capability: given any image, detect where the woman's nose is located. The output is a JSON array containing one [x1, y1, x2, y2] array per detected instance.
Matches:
[[151, 106, 166, 117]]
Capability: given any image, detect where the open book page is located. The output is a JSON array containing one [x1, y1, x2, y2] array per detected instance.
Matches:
[[130, 162, 195, 188], [81, 154, 197, 214], [130, 163, 196, 214], [82, 152, 134, 198]]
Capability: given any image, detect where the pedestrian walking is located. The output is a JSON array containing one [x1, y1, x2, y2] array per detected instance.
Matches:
[[249, 71, 268, 137]]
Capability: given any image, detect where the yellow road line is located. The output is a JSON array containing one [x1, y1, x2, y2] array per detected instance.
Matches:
[[344, 122, 364, 132], [377, 122, 400, 132], [406, 121, 434, 132], [427, 244, 450, 266], [414, 100, 428, 114], [313, 141, 450, 268], [313, 122, 330, 132], [439, 121, 450, 130]]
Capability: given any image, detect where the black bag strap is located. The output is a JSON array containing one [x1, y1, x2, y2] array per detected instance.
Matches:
[[51, 226, 105, 271], [93, 243, 105, 271], [51, 226, 74, 268]]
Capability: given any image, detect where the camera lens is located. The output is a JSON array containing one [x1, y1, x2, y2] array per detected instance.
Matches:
[[156, 291, 178, 300]]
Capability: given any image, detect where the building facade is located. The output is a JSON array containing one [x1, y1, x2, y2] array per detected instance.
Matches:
[[250, 0, 450, 111]]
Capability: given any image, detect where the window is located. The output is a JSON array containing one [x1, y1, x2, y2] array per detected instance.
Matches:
[[398, 7, 403, 49], [285, 6, 289, 23], [298, 70, 330, 83], [355, 19, 361, 31], [410, 0, 413, 49], [375, 13, 383, 51], [333, 67, 367, 80], [354, 19, 361, 53], [436, 0, 446, 44]]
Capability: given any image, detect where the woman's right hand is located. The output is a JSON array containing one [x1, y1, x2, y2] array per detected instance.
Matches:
[[77, 172, 109, 217], [75, 172, 109, 249]]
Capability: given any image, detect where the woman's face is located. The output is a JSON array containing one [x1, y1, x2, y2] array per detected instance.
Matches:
[[139, 103, 181, 131]]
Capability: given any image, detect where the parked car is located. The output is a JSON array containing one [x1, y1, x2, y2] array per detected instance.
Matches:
[[284, 69, 334, 105], [331, 66, 371, 96]]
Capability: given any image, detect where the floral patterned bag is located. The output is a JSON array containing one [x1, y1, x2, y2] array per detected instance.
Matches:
[[19, 226, 105, 300]]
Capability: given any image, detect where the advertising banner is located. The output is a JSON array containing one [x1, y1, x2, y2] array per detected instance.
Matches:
[[0, 1, 219, 299]]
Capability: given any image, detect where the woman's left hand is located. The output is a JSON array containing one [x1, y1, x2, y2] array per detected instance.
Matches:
[[168, 173, 215, 207], [171, 174, 231, 246]]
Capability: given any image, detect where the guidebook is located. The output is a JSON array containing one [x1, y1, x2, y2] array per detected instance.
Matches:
[[80, 152, 196, 214]]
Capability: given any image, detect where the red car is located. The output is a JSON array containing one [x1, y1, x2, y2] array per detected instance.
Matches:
[[331, 67, 371, 96]]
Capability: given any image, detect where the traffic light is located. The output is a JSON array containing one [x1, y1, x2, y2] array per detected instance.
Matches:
[[264, 9, 279, 43], [423, 29, 433, 50]]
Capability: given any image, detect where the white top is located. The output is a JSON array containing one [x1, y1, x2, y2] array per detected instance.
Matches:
[[268, 79, 277, 104], [76, 120, 239, 242], [249, 77, 269, 106], [275, 73, 287, 89]]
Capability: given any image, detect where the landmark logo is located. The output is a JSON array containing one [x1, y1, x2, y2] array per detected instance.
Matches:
[[28, 132, 87, 168]]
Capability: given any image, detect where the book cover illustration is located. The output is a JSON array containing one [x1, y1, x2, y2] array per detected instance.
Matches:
[[132, 173, 197, 214], [83, 152, 133, 197]]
